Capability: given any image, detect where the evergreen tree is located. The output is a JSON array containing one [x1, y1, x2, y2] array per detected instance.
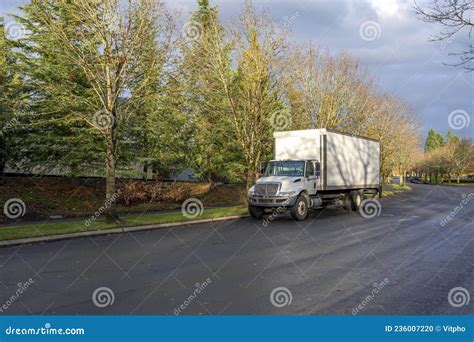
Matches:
[[424, 128, 445, 152], [0, 19, 23, 174], [180, 0, 243, 184], [14, 0, 175, 221], [11, 1, 105, 175]]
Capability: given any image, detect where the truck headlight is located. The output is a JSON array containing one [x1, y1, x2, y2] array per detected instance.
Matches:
[[278, 191, 296, 196]]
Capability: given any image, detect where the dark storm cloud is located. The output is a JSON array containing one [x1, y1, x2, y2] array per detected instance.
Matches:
[[2, 0, 472, 138]]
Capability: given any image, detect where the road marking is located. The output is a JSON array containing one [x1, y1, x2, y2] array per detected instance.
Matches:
[[398, 215, 420, 222]]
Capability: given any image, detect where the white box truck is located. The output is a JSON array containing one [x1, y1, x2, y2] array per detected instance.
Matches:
[[247, 129, 381, 220]]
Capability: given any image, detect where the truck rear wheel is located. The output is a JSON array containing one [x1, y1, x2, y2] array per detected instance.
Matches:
[[248, 205, 264, 219], [290, 194, 309, 221], [350, 190, 364, 211]]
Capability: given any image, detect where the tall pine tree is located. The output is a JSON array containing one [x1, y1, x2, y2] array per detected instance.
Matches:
[[180, 0, 243, 184]]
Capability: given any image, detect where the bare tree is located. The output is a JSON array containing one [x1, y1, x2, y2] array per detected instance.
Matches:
[[37, 0, 175, 222], [414, 136, 473, 183], [194, 1, 290, 189], [415, 0, 474, 71], [451, 138, 474, 182], [290, 46, 376, 131]]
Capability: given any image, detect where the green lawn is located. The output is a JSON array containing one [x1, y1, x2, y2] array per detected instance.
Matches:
[[436, 182, 474, 187], [0, 206, 247, 241], [382, 184, 411, 196]]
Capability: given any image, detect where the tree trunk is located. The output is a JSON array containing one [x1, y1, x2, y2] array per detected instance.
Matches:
[[246, 171, 254, 191], [246, 164, 258, 191], [105, 133, 119, 223], [457, 176, 460, 183], [143, 163, 148, 181], [207, 176, 219, 189], [0, 136, 6, 175]]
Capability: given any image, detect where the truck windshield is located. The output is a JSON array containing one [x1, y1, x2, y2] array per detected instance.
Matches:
[[264, 161, 305, 177]]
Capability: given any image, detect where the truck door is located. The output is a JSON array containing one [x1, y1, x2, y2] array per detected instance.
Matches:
[[305, 161, 318, 195]]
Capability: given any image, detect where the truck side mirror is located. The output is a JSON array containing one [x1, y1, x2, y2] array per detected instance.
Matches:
[[315, 161, 321, 177]]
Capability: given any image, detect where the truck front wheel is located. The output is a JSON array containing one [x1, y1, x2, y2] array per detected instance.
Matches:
[[290, 194, 309, 221], [248, 205, 264, 219]]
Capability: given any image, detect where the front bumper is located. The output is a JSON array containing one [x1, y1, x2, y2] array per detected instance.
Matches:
[[248, 195, 296, 207]]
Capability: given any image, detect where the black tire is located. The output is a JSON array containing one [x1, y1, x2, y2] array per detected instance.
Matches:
[[290, 194, 309, 221], [350, 190, 364, 211], [375, 187, 382, 199], [248, 205, 264, 219], [343, 192, 352, 210]]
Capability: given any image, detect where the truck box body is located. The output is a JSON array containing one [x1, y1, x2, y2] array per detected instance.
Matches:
[[273, 129, 380, 191]]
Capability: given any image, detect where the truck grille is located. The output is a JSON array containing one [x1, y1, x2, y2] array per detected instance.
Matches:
[[254, 183, 280, 196]]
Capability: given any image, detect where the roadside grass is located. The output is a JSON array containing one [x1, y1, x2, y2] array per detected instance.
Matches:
[[383, 184, 411, 196], [0, 206, 247, 241], [407, 181, 474, 187], [411, 178, 474, 186], [434, 182, 474, 187]]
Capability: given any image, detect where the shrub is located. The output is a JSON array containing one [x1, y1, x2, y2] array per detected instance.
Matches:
[[120, 180, 164, 206], [119, 180, 196, 206], [162, 183, 193, 202]]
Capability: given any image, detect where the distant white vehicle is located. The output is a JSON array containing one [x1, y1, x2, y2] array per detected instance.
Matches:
[[248, 129, 381, 220]]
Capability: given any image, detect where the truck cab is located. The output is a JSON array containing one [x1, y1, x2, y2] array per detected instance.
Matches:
[[248, 160, 321, 221]]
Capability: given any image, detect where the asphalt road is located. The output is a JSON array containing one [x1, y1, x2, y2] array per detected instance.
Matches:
[[0, 184, 473, 315]]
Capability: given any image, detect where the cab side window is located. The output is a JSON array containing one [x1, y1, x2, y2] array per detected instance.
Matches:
[[306, 161, 315, 177]]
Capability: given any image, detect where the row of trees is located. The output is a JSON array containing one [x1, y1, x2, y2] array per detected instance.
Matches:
[[0, 0, 422, 221], [413, 129, 473, 183]]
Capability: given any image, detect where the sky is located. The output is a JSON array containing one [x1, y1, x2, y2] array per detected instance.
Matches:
[[1, 0, 473, 141]]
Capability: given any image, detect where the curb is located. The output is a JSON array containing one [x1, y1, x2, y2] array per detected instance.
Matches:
[[0, 214, 249, 248]]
